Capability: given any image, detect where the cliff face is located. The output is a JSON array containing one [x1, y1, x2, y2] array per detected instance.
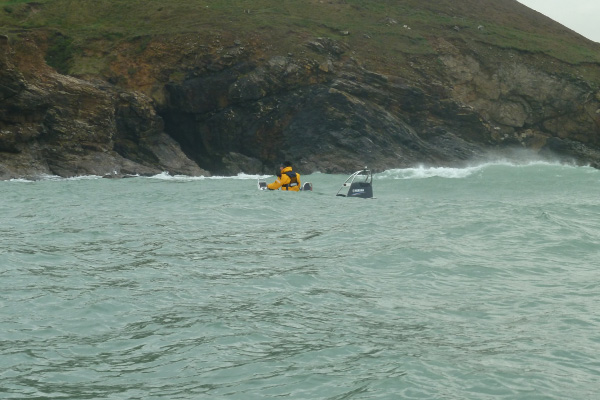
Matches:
[[160, 55, 485, 174], [434, 39, 600, 158], [0, 36, 206, 179], [158, 38, 600, 174], [1, 1, 600, 179]]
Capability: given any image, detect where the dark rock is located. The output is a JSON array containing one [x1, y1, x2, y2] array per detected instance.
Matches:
[[160, 56, 495, 173], [0, 39, 207, 180], [305, 38, 347, 58], [221, 152, 264, 175]]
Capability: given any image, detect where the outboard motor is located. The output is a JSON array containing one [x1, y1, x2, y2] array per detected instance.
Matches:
[[300, 182, 313, 191], [336, 167, 374, 198]]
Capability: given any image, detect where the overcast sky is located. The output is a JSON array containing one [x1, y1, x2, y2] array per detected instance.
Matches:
[[517, 0, 600, 42]]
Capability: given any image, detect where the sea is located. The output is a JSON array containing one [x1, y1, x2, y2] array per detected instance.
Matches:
[[1, 160, 599, 399]]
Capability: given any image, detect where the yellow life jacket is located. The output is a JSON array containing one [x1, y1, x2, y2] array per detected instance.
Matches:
[[267, 166, 301, 191], [282, 168, 301, 191]]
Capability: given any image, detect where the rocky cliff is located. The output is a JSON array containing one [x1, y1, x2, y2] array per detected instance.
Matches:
[[1, 0, 600, 179], [0, 35, 206, 179], [159, 43, 600, 174]]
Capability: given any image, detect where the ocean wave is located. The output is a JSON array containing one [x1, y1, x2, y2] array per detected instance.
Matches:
[[8, 178, 36, 183], [5, 171, 271, 183], [146, 171, 271, 181], [378, 165, 485, 180], [4, 161, 592, 184], [378, 159, 582, 180], [8, 174, 103, 182]]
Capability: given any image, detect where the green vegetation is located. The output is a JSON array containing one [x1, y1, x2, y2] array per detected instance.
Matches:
[[1, 0, 599, 76], [480, 24, 600, 64], [45, 33, 75, 74]]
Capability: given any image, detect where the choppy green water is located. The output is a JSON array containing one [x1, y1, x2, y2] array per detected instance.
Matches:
[[2, 162, 600, 399]]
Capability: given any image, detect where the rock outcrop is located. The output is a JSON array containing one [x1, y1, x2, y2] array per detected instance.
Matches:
[[434, 39, 600, 158], [160, 56, 475, 173], [160, 46, 600, 174], [0, 37, 207, 179]]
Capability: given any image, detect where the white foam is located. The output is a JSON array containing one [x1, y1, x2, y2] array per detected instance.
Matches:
[[379, 164, 484, 180], [230, 173, 272, 180], [8, 178, 34, 183], [7, 174, 102, 182], [378, 159, 572, 180], [146, 171, 271, 181], [64, 175, 103, 181]]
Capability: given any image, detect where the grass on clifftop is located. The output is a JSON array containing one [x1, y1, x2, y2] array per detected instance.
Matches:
[[1, 0, 599, 75]]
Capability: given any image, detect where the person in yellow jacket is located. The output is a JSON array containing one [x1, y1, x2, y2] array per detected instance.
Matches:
[[267, 161, 301, 191]]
